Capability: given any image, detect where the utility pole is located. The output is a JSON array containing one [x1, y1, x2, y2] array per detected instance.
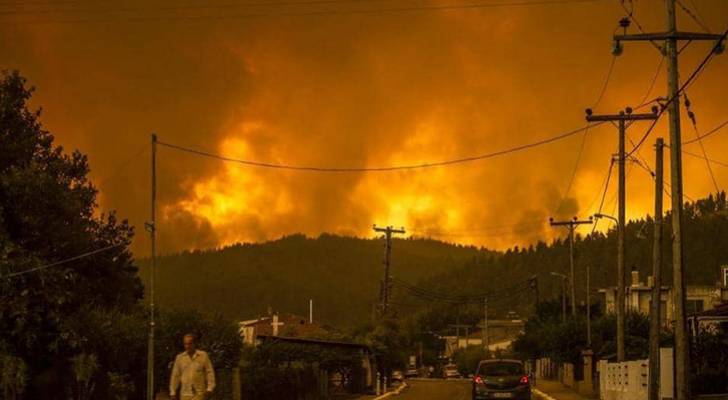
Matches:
[[586, 263, 591, 347], [450, 323, 471, 350], [649, 138, 664, 400], [586, 106, 658, 362], [145, 133, 157, 400], [483, 298, 489, 352], [549, 217, 593, 317], [373, 225, 405, 315], [530, 275, 540, 307], [550, 272, 568, 324], [612, 6, 723, 397]]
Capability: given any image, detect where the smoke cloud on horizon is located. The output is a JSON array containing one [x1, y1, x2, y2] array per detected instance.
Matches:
[[2, 0, 727, 256]]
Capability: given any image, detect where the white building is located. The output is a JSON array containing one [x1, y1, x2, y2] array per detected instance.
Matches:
[[598, 266, 728, 325]]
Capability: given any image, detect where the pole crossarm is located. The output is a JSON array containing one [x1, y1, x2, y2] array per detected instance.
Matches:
[[373, 226, 406, 234], [586, 113, 659, 122], [615, 32, 724, 42], [549, 219, 594, 227]]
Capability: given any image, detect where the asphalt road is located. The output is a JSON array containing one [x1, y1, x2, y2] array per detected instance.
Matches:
[[398, 379, 472, 400]]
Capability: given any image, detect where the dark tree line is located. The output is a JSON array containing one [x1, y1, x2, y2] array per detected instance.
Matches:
[[1, 71, 241, 399]]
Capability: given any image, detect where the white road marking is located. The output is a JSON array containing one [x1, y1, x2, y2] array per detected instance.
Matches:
[[533, 387, 557, 400]]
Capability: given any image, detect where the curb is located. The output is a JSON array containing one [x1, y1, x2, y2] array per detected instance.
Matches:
[[373, 381, 408, 399], [533, 387, 558, 400]]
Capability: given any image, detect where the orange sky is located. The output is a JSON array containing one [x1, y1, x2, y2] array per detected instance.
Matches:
[[2, 0, 727, 255]]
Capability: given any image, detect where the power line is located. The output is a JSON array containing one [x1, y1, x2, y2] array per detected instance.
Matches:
[[675, 0, 711, 33], [626, 27, 728, 158], [2, 243, 124, 279], [0, 0, 77, 5], [2, 0, 608, 25], [95, 144, 149, 189], [685, 0, 710, 32], [636, 56, 664, 108], [157, 122, 605, 173], [391, 276, 533, 304], [617, 1, 662, 52], [630, 154, 695, 202], [587, 157, 614, 213], [589, 158, 614, 234], [408, 221, 545, 237], [555, 55, 617, 214], [680, 147, 728, 169], [682, 118, 728, 145], [0, 0, 604, 15], [683, 95, 720, 193]]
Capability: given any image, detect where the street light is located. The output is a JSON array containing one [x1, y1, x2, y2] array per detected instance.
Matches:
[[593, 213, 618, 225], [550, 272, 568, 323]]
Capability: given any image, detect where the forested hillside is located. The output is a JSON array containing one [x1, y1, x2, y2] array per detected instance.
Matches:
[[138, 234, 493, 328], [140, 193, 728, 331], [390, 192, 728, 329]]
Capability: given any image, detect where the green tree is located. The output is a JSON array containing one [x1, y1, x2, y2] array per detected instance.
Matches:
[[0, 70, 143, 396], [71, 353, 98, 400], [0, 355, 27, 400]]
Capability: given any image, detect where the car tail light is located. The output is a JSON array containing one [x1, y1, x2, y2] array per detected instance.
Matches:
[[520, 375, 529, 385], [474, 376, 484, 385]]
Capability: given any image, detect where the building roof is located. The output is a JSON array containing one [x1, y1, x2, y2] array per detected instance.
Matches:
[[256, 335, 371, 351], [691, 302, 728, 318], [239, 313, 331, 339]]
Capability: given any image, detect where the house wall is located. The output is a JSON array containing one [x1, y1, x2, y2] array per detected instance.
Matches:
[[686, 286, 721, 314], [601, 281, 722, 324]]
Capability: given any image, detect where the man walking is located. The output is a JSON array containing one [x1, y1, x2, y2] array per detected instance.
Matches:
[[169, 333, 215, 400]]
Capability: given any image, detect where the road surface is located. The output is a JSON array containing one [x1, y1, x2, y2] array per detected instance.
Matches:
[[398, 379, 471, 400]]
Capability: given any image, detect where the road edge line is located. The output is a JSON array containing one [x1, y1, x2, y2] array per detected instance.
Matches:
[[374, 381, 408, 399], [533, 387, 558, 400]]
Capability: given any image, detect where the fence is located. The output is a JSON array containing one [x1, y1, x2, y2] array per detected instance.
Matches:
[[534, 351, 597, 398], [598, 348, 674, 400]]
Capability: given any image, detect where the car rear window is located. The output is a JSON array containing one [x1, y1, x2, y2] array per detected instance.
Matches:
[[478, 362, 524, 376]]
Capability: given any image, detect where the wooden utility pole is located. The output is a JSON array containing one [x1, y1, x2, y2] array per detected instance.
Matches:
[[146, 133, 157, 400], [549, 217, 593, 317], [613, 5, 723, 397], [530, 275, 540, 307], [450, 323, 471, 350], [649, 138, 664, 400], [373, 225, 405, 315], [586, 263, 592, 347], [483, 298, 489, 351], [586, 107, 658, 362], [550, 272, 568, 324]]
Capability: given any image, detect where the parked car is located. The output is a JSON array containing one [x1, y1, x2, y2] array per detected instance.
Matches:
[[405, 367, 419, 378], [443, 364, 461, 379], [472, 359, 531, 400], [392, 370, 404, 382]]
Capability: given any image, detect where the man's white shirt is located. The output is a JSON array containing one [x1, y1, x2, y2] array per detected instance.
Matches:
[[169, 350, 216, 397]]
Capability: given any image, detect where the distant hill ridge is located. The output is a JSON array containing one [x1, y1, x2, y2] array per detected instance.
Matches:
[[138, 233, 493, 328], [138, 193, 728, 330]]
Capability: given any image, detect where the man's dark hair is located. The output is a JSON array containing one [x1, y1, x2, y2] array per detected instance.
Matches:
[[183, 333, 197, 342]]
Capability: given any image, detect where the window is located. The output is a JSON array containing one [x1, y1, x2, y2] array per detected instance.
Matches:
[[477, 362, 524, 377], [648, 299, 668, 322], [686, 299, 704, 315]]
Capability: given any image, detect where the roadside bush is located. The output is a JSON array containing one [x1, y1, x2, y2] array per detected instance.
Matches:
[[691, 328, 728, 394]]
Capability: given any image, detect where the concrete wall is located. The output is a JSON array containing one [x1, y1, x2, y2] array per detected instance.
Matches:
[[562, 363, 574, 388], [599, 348, 674, 400]]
